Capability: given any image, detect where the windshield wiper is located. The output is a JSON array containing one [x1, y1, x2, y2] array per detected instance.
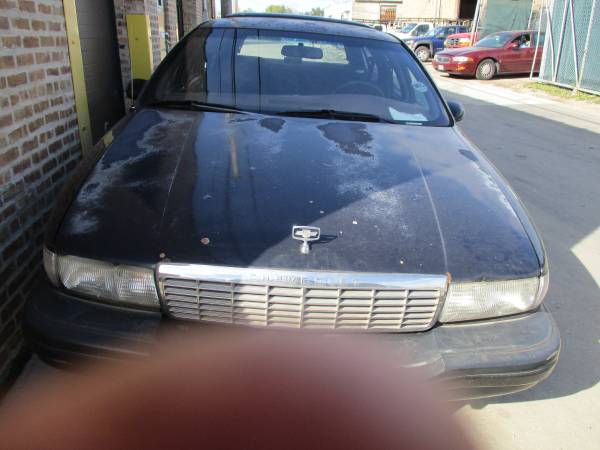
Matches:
[[145, 100, 246, 114], [276, 109, 394, 123]]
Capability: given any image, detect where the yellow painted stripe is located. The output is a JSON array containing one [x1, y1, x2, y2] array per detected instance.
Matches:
[[62, 0, 92, 153], [126, 14, 154, 80]]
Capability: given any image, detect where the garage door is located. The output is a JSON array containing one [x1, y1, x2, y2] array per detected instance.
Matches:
[[76, 0, 125, 143]]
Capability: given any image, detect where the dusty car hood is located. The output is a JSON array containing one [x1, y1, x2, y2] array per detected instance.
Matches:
[[54, 108, 542, 281]]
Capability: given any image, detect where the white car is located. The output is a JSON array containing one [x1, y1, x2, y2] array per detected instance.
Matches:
[[388, 22, 433, 40]]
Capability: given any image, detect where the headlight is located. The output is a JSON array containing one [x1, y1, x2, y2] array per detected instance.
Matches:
[[439, 275, 548, 323], [452, 56, 473, 62], [43, 248, 160, 309]]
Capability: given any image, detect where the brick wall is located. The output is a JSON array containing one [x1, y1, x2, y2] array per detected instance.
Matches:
[[0, 0, 81, 382], [182, 0, 205, 34], [163, 0, 179, 49]]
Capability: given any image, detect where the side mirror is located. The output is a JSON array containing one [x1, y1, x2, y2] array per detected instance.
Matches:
[[447, 101, 464, 122], [126, 78, 147, 100]]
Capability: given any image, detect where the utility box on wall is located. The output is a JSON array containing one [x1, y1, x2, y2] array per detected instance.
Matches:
[[126, 14, 154, 80]]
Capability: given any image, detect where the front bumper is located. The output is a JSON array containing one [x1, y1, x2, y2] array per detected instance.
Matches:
[[23, 278, 560, 399], [432, 60, 477, 75]]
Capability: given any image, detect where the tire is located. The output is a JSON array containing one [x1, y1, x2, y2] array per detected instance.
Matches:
[[476, 59, 496, 80], [415, 46, 430, 62]]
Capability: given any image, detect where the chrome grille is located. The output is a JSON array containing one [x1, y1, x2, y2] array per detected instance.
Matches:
[[157, 264, 447, 332]]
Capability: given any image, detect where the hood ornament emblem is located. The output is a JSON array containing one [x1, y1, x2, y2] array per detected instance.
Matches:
[[292, 226, 321, 254]]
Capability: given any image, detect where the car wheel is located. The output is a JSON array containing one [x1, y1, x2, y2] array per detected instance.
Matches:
[[476, 59, 496, 80], [415, 46, 430, 62]]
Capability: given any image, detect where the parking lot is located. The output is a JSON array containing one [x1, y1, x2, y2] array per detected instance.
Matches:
[[427, 65, 600, 449], [4, 66, 600, 450]]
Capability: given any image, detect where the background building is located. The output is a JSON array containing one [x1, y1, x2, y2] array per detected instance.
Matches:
[[351, 0, 477, 24], [0, 0, 214, 386]]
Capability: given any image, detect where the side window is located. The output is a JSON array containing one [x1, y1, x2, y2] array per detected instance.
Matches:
[[446, 27, 456, 36], [516, 34, 531, 48], [416, 24, 429, 35]]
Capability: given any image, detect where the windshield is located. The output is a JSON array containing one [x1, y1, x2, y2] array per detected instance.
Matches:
[[398, 23, 417, 33], [140, 27, 450, 126], [475, 32, 513, 48]]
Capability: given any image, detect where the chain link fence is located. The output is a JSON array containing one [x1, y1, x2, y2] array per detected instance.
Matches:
[[537, 0, 600, 94]]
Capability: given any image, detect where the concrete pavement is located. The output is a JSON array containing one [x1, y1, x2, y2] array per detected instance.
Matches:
[[433, 69, 600, 449]]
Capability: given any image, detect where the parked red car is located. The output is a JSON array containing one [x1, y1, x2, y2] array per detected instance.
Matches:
[[432, 30, 544, 80]]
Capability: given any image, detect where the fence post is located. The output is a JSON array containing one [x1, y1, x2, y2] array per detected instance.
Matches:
[[530, 0, 546, 79], [568, 0, 579, 92], [578, 0, 598, 91], [553, 0, 569, 82]]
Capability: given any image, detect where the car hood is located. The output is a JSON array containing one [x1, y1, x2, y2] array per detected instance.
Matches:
[[437, 47, 482, 57], [54, 108, 542, 281]]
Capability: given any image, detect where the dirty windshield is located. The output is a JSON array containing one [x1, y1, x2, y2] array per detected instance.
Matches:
[[140, 27, 451, 126]]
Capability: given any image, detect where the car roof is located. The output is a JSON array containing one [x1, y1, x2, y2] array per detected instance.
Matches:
[[202, 13, 399, 43]]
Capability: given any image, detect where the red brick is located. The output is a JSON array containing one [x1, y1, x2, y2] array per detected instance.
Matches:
[[22, 136, 38, 153], [40, 36, 54, 46], [31, 148, 48, 164], [16, 53, 33, 66], [45, 111, 59, 124], [2, 36, 21, 48], [29, 69, 45, 82], [11, 17, 29, 29], [33, 100, 49, 113], [0, 113, 13, 128], [35, 52, 50, 64], [0, 77, 5, 89], [31, 20, 46, 31], [13, 157, 32, 175], [23, 36, 39, 48], [0, 55, 14, 69], [60, 65, 70, 75], [48, 21, 61, 32], [0, 147, 19, 165], [14, 106, 33, 122], [0, 17, 8, 30], [8, 125, 26, 143], [48, 139, 61, 153], [51, 52, 63, 62], [14, 105, 33, 122], [24, 169, 41, 183], [9, 94, 19, 107], [46, 67, 59, 76], [0, 0, 17, 9], [42, 158, 57, 173], [27, 118, 44, 133], [7, 72, 27, 87], [18, 0, 35, 12]]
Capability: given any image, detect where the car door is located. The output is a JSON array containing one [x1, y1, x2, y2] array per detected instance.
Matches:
[[434, 27, 455, 53], [500, 33, 532, 73]]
